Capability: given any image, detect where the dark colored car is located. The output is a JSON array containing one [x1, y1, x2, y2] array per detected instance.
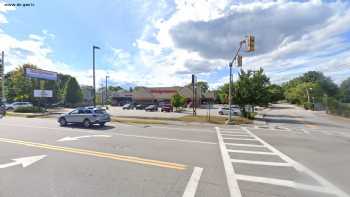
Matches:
[[145, 105, 158, 112], [161, 104, 173, 112], [0, 101, 6, 117], [135, 104, 147, 110]]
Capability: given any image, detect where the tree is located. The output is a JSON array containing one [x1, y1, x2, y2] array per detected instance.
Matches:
[[267, 84, 284, 103], [233, 68, 270, 115], [171, 92, 186, 111], [339, 77, 350, 103], [64, 77, 83, 105], [108, 86, 123, 92], [196, 81, 209, 93]]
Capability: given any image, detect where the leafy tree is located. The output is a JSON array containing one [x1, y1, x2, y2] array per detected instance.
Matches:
[[171, 92, 186, 111], [196, 81, 209, 93], [267, 84, 284, 103], [108, 86, 124, 92], [234, 68, 270, 115], [64, 77, 83, 105], [339, 77, 350, 103]]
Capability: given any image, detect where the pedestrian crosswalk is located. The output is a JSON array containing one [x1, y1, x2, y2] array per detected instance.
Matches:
[[215, 126, 349, 197]]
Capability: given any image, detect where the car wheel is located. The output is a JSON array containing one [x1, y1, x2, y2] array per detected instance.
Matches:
[[99, 122, 105, 127], [7, 107, 14, 111], [59, 118, 67, 126], [83, 119, 91, 128], [219, 111, 224, 115]]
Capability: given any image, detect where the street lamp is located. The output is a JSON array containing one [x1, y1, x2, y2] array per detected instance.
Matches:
[[92, 45, 100, 107]]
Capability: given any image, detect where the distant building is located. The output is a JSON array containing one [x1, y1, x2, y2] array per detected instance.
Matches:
[[111, 86, 203, 107]]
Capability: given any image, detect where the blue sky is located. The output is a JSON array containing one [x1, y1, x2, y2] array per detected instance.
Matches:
[[1, 0, 350, 89]]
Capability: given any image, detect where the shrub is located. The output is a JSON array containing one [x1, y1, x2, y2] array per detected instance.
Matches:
[[14, 106, 46, 113], [303, 102, 314, 110]]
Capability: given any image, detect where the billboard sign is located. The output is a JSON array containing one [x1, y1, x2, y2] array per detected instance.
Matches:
[[34, 90, 53, 98], [26, 68, 57, 81]]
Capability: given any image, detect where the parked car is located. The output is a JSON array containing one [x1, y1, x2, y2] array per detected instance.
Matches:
[[135, 104, 147, 110], [161, 104, 173, 112], [145, 105, 158, 112], [0, 101, 6, 117], [6, 102, 33, 111], [218, 106, 241, 116], [122, 103, 134, 110], [58, 107, 111, 128]]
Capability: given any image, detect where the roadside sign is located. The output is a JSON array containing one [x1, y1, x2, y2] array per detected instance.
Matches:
[[26, 68, 57, 81], [34, 90, 53, 98]]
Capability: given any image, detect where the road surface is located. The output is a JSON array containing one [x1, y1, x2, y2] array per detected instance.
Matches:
[[0, 104, 349, 197]]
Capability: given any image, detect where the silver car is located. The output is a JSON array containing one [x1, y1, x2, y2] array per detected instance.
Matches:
[[58, 107, 111, 128], [6, 102, 33, 110]]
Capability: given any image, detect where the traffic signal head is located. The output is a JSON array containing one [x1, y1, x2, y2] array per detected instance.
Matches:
[[237, 55, 242, 67], [247, 35, 255, 52]]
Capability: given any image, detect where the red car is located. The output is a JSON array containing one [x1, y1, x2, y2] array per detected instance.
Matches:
[[161, 104, 173, 112]]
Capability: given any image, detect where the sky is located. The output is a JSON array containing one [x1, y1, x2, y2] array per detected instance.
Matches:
[[0, 0, 350, 89]]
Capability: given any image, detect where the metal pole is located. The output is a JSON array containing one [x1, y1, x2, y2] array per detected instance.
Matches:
[[93, 47, 96, 107], [105, 75, 108, 106], [228, 63, 232, 122], [192, 75, 195, 116], [1, 51, 5, 102]]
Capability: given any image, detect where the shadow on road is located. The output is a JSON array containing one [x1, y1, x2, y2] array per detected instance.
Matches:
[[264, 114, 303, 118], [63, 124, 115, 131]]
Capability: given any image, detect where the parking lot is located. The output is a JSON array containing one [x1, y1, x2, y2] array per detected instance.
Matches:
[[1, 103, 350, 197]]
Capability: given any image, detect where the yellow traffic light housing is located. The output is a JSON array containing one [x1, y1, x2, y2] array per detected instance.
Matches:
[[247, 35, 255, 52], [237, 55, 242, 67]]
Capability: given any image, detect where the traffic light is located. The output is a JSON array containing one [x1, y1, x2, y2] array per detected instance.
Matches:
[[237, 55, 242, 67], [247, 35, 255, 52]]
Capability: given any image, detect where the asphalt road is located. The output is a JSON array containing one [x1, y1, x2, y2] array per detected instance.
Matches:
[[0, 104, 349, 197]]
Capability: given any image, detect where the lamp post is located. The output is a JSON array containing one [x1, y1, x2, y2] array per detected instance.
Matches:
[[92, 46, 100, 107]]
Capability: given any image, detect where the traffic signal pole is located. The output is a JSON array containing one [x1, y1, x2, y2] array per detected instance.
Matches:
[[228, 35, 254, 123], [228, 41, 244, 122]]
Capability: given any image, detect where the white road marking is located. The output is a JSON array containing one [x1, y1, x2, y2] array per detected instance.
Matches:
[[215, 127, 242, 197], [242, 127, 350, 197], [301, 128, 310, 135], [225, 142, 264, 147], [0, 155, 46, 169], [114, 133, 217, 145], [236, 174, 334, 195], [231, 159, 292, 167], [0, 123, 216, 145], [182, 167, 203, 197], [221, 134, 251, 137], [227, 149, 275, 155], [223, 137, 257, 141], [220, 131, 247, 134], [57, 135, 112, 142]]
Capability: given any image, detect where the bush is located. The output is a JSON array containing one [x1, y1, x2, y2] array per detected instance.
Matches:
[[14, 106, 46, 113], [303, 102, 314, 110], [325, 97, 350, 118]]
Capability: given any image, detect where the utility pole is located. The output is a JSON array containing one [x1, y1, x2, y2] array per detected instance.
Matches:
[[105, 75, 109, 106], [1, 51, 5, 102], [92, 46, 100, 107], [192, 74, 196, 116]]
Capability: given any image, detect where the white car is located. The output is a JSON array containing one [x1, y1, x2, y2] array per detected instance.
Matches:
[[5, 102, 33, 111], [218, 106, 241, 116]]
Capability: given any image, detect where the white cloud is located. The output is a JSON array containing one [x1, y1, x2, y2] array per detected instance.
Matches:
[[135, 0, 350, 86]]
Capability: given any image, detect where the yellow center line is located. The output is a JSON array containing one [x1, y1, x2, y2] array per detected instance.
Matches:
[[0, 137, 187, 170]]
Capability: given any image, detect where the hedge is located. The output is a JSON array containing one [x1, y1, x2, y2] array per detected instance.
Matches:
[[14, 106, 46, 113]]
